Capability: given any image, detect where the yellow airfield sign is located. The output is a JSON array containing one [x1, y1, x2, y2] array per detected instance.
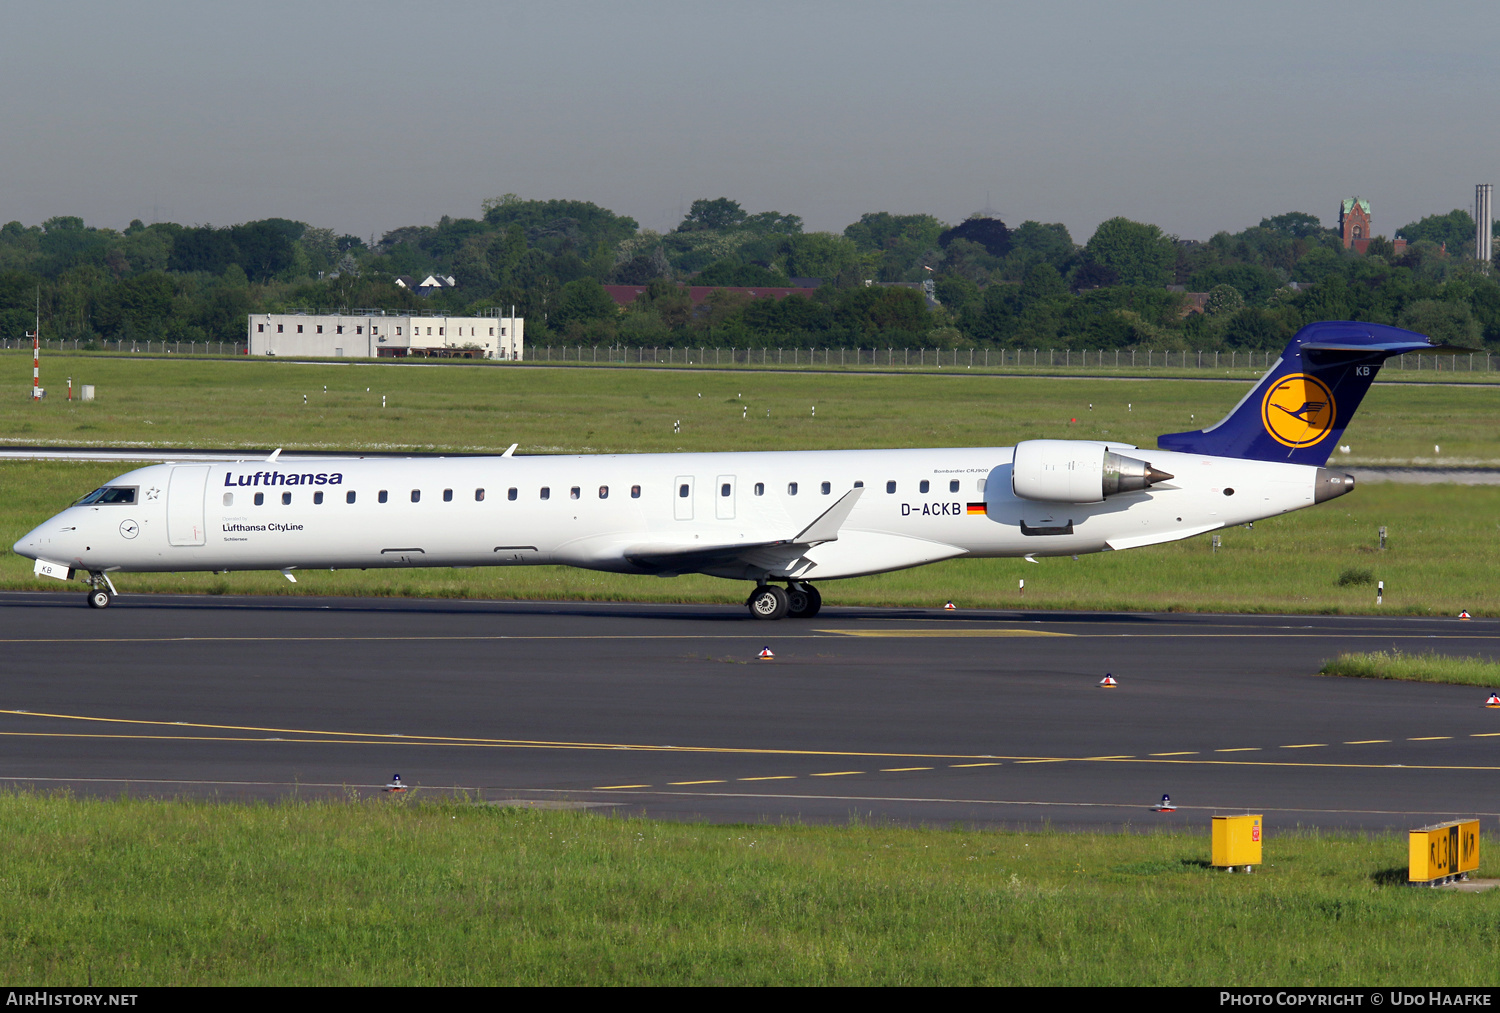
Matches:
[[1408, 819, 1480, 884]]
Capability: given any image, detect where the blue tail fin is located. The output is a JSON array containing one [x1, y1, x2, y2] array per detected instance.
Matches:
[[1157, 321, 1445, 465]]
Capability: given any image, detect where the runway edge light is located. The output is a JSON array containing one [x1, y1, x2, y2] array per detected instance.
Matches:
[[1408, 819, 1479, 886], [1211, 814, 1263, 872], [1152, 794, 1176, 812], [758, 647, 774, 660], [944, 600, 956, 611], [1460, 610, 1472, 620], [1099, 674, 1118, 688], [385, 774, 406, 793], [1485, 692, 1499, 709]]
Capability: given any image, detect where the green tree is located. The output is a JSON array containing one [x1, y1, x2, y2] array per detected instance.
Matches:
[[679, 198, 747, 232], [1396, 209, 1476, 254], [783, 233, 861, 281], [1397, 299, 1481, 346], [1204, 284, 1245, 317], [1083, 218, 1176, 287], [939, 217, 1012, 258], [1258, 212, 1325, 238], [1009, 221, 1075, 271], [694, 260, 790, 286]]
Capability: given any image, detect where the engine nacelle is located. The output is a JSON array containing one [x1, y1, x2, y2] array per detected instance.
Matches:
[[1011, 440, 1174, 504]]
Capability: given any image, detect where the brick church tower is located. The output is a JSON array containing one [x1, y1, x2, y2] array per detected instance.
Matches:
[[1338, 196, 1405, 255], [1340, 197, 1372, 250]]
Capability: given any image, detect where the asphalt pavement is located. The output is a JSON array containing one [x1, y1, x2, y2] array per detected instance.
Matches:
[[1, 590, 1496, 832]]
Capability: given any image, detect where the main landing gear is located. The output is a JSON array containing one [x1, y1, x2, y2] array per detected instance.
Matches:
[[84, 572, 115, 610], [747, 582, 821, 621]]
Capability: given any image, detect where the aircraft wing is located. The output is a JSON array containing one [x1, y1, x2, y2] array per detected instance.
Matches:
[[624, 487, 864, 575]]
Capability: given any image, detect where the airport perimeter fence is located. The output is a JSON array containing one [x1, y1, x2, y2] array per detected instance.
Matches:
[[2, 338, 1495, 374], [525, 344, 1499, 374], [1, 338, 249, 357]]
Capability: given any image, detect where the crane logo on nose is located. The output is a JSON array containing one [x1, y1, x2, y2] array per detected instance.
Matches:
[[119, 520, 139, 539]]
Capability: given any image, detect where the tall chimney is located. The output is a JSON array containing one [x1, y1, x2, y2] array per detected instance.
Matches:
[[1479, 184, 1494, 264]]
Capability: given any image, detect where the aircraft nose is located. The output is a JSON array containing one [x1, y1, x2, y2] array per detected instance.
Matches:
[[13, 525, 43, 560], [13, 514, 75, 561]]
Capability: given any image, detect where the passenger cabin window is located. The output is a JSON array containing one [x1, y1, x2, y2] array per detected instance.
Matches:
[[949, 480, 960, 493], [507, 488, 517, 501], [754, 483, 764, 496], [540, 487, 550, 500], [821, 481, 831, 495], [599, 486, 609, 499], [347, 491, 356, 504], [443, 489, 453, 502], [679, 484, 689, 498], [920, 480, 930, 493], [886, 481, 896, 494], [254, 492, 264, 506], [282, 492, 292, 505], [788, 482, 798, 495], [476, 489, 486, 501], [631, 485, 641, 499], [223, 493, 233, 507], [378, 490, 388, 503], [313, 491, 323, 505], [411, 490, 420, 503], [570, 487, 580, 500]]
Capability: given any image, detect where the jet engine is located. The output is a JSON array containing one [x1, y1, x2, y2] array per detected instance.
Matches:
[[1011, 440, 1174, 504]]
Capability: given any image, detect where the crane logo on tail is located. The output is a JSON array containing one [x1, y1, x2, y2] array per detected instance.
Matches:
[[1261, 373, 1336, 448]]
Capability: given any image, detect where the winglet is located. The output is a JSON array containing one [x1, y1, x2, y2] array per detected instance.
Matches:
[[502, 444, 518, 458], [793, 487, 863, 545], [266, 448, 282, 463]]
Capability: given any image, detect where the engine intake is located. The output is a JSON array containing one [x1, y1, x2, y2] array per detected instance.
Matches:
[[1011, 440, 1174, 504]]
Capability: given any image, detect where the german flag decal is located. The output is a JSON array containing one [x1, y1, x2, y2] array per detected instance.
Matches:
[[966, 502, 987, 515]]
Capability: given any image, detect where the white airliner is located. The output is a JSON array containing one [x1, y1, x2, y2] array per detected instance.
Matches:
[[13, 323, 1444, 619]]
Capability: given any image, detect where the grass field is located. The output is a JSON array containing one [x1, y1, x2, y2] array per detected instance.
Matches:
[[3, 352, 1498, 463], [2, 793, 1495, 986], [1321, 650, 1500, 688], [1, 355, 1495, 615]]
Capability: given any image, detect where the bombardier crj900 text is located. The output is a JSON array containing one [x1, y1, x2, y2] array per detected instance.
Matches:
[[14, 323, 1449, 619]]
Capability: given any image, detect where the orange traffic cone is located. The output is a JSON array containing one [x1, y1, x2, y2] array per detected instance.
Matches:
[[1099, 674, 1118, 688], [758, 647, 775, 660]]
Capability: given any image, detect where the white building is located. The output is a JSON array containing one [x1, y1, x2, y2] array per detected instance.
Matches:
[[247, 310, 523, 360]]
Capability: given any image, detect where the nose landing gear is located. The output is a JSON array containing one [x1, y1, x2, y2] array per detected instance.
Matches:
[[746, 583, 820, 620], [84, 572, 116, 609]]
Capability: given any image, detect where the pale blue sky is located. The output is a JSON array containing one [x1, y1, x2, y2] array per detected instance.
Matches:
[[2, 1, 1495, 243]]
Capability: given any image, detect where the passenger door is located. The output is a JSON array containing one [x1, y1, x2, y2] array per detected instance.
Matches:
[[166, 466, 210, 546]]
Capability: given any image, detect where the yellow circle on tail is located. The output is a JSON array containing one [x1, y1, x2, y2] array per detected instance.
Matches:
[[1261, 373, 1336, 448]]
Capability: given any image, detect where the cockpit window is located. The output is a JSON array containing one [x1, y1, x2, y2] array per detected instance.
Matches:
[[75, 486, 137, 505]]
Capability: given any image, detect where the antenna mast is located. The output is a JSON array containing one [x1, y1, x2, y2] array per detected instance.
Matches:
[[29, 287, 40, 401]]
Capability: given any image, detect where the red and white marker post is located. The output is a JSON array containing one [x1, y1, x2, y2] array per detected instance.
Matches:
[[30, 328, 40, 400]]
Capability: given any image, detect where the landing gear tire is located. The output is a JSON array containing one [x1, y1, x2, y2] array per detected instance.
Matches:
[[748, 585, 789, 620], [87, 588, 112, 610], [786, 584, 821, 619]]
